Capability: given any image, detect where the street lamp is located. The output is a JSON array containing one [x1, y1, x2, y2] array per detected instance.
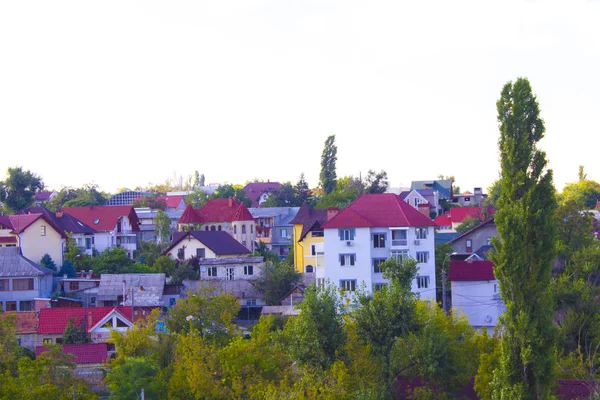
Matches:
[[442, 252, 457, 314]]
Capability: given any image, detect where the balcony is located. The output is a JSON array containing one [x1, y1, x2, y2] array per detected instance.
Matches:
[[257, 237, 272, 244], [115, 229, 136, 236]]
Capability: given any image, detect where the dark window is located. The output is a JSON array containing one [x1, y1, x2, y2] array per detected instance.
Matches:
[[242, 225, 246, 234], [244, 265, 254, 275], [218, 226, 222, 231], [305, 265, 314, 273], [210, 226, 216, 231], [196, 248, 206, 258], [339, 254, 356, 266], [13, 279, 33, 291], [373, 258, 386, 273], [0, 280, 8, 291], [234, 225, 237, 234], [338, 229, 355, 241], [415, 228, 427, 239], [372, 233, 386, 248], [205, 226, 209, 231], [340, 279, 356, 291], [207, 267, 217, 277], [311, 231, 324, 237], [311, 245, 316, 256]]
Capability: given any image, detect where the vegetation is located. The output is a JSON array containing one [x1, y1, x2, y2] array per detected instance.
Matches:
[[251, 259, 301, 305], [320, 135, 338, 195], [47, 184, 107, 210], [0, 166, 44, 213]]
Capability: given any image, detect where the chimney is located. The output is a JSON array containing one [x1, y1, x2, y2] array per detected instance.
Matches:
[[86, 312, 93, 330], [228, 197, 233, 207], [55, 210, 64, 218], [327, 208, 339, 221]]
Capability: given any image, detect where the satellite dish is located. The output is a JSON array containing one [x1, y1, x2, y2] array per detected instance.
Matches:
[[485, 315, 492, 323], [223, 222, 228, 227]]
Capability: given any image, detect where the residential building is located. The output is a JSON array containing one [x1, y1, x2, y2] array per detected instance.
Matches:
[[62, 206, 140, 257], [449, 218, 497, 258], [36, 306, 134, 345], [34, 191, 56, 206], [321, 194, 437, 300], [411, 179, 454, 200], [36, 343, 108, 386], [156, 195, 187, 211], [0, 247, 55, 312], [97, 273, 166, 308], [399, 190, 433, 217], [433, 206, 492, 233], [248, 207, 300, 257], [177, 198, 256, 252], [448, 259, 504, 333], [61, 271, 100, 307], [0, 311, 39, 349], [290, 203, 330, 274], [452, 187, 487, 207], [243, 182, 282, 207], [164, 231, 251, 260]]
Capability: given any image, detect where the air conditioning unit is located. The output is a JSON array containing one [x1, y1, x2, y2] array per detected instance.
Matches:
[[414, 239, 421, 245], [346, 240, 353, 247]]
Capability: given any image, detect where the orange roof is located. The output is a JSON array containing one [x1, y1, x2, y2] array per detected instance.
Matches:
[[0, 311, 39, 334]]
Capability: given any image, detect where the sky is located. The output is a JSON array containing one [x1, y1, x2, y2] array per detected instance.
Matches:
[[1, 0, 599, 194]]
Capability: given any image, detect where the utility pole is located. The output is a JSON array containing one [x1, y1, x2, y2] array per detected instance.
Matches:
[[442, 252, 456, 314]]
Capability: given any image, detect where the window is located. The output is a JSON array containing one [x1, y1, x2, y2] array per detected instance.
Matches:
[[305, 265, 314, 273], [391, 230, 408, 246], [234, 225, 237, 234], [464, 197, 471, 202], [339, 254, 356, 266], [40, 225, 46, 236], [20, 301, 33, 311], [85, 237, 93, 250], [466, 239, 473, 252], [5, 302, 16, 311], [242, 240, 247, 248], [116, 317, 128, 328], [90, 297, 96, 306], [0, 279, 8, 291], [218, 225, 222, 231], [373, 258, 386, 273], [205, 226, 209, 231], [13, 279, 33, 291], [312, 231, 324, 237], [373, 283, 387, 291], [372, 233, 386, 248], [177, 248, 185, 261], [416, 276, 430, 289], [494, 284, 497, 293], [316, 278, 325, 287], [391, 250, 409, 261], [414, 198, 419, 207], [487, 237, 492, 245], [338, 228, 355, 241], [242, 225, 246, 234], [246, 299, 257, 306], [244, 265, 253, 276], [281, 229, 287, 238], [251, 225, 253, 233], [311, 245, 316, 256], [210, 225, 216, 231], [208, 267, 217, 277], [42, 338, 53, 345], [415, 228, 427, 240], [69, 281, 80, 291], [226, 267, 235, 280], [340, 279, 356, 292], [416, 252, 429, 263], [196, 248, 206, 258]]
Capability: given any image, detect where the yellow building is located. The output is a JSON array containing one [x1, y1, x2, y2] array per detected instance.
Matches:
[[290, 204, 332, 274]]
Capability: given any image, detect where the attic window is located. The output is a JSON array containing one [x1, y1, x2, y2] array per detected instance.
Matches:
[[94, 219, 100, 225]]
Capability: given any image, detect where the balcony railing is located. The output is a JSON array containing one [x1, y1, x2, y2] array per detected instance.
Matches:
[[391, 239, 408, 246]]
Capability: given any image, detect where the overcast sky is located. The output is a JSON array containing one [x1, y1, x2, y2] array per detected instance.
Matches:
[[1, 1, 598, 194]]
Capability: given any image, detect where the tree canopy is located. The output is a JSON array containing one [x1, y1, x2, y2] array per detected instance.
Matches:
[[0, 167, 44, 213]]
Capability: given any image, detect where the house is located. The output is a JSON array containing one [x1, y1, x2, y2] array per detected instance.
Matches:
[[96, 273, 166, 308], [34, 191, 56, 206], [321, 193, 437, 300], [398, 190, 431, 217], [0, 247, 55, 312], [61, 271, 100, 307], [0, 213, 67, 266], [289, 203, 332, 274], [411, 179, 454, 200], [448, 259, 504, 333], [36, 342, 108, 386], [243, 182, 282, 207], [37, 306, 134, 346], [156, 195, 186, 211], [177, 198, 256, 252], [163, 231, 251, 261], [62, 206, 140, 258], [0, 311, 39, 349], [248, 207, 300, 257], [449, 218, 497, 257], [452, 187, 487, 207]]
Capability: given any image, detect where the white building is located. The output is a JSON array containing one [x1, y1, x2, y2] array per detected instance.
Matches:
[[321, 194, 437, 301]]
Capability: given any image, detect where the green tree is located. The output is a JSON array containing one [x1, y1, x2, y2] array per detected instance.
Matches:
[[154, 209, 172, 247], [559, 178, 600, 209], [57, 184, 106, 209], [286, 283, 346, 369], [62, 318, 89, 344], [316, 176, 362, 210], [132, 195, 167, 210], [364, 170, 389, 194], [39, 254, 56, 272], [251, 259, 300, 305], [455, 216, 482, 234], [320, 135, 338, 195], [486, 77, 558, 399], [106, 357, 160, 400], [153, 255, 177, 277], [295, 173, 312, 205], [261, 182, 302, 207], [92, 247, 133, 275], [57, 260, 76, 278], [184, 189, 209, 208], [211, 184, 251, 207], [0, 167, 44, 213]]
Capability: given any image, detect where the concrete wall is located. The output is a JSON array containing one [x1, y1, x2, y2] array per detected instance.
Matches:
[[0, 275, 52, 311], [451, 223, 497, 255], [451, 279, 504, 332]]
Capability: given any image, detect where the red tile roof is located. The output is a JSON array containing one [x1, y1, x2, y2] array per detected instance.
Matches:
[[0, 311, 39, 334], [62, 206, 140, 232], [0, 216, 12, 229], [448, 207, 493, 224], [243, 182, 282, 207], [37, 306, 133, 334], [36, 343, 108, 365], [448, 260, 495, 281], [433, 215, 452, 227], [178, 198, 254, 224], [157, 195, 185, 209], [7, 214, 67, 239], [0, 237, 17, 243], [322, 194, 436, 229]]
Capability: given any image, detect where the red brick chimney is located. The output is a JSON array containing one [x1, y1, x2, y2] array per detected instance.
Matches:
[[228, 197, 233, 207], [86, 312, 93, 330], [55, 210, 64, 218], [327, 208, 339, 221]]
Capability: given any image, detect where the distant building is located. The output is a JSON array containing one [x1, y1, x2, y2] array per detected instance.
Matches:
[[34, 191, 56, 206], [106, 191, 150, 206], [248, 207, 299, 257], [411, 179, 454, 200], [164, 230, 251, 261], [243, 182, 282, 207], [452, 188, 487, 207], [289, 203, 331, 274]]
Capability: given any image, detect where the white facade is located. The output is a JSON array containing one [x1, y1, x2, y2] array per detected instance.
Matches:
[[451, 280, 505, 334], [323, 226, 436, 302], [402, 190, 429, 211]]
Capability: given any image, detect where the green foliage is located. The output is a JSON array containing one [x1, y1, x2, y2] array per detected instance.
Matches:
[[483, 179, 501, 209], [435, 243, 453, 304], [135, 241, 163, 266], [261, 182, 303, 207], [316, 176, 362, 209], [559, 177, 600, 209], [39, 254, 56, 272], [106, 357, 160, 400], [251, 259, 301, 305], [320, 135, 338, 195], [62, 318, 89, 344], [153, 255, 177, 277], [153, 210, 172, 248], [211, 184, 251, 207], [132, 195, 166, 210], [253, 241, 280, 263], [0, 166, 44, 213], [185, 188, 209, 208], [486, 77, 558, 398], [92, 247, 134, 275], [455, 216, 482, 234], [57, 260, 76, 278], [364, 170, 389, 194], [286, 283, 346, 369], [48, 184, 106, 210]]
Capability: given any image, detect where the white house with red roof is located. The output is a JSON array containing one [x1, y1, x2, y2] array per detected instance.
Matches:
[[178, 198, 256, 252], [321, 194, 437, 300], [62, 206, 140, 257], [448, 259, 504, 333], [243, 182, 282, 207]]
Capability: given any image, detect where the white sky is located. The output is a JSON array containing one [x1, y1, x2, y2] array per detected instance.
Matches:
[[1, 0, 598, 194]]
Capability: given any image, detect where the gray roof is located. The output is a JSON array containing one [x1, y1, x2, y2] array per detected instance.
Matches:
[[199, 256, 265, 266], [248, 207, 300, 218], [98, 273, 166, 306], [0, 247, 55, 277]]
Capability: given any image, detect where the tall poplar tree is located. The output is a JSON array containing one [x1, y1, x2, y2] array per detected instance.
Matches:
[[489, 78, 557, 399], [319, 135, 337, 195]]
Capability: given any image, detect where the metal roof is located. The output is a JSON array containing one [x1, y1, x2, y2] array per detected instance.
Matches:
[[0, 247, 55, 277], [97, 273, 165, 306]]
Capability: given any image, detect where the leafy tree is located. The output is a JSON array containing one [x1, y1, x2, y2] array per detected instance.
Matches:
[[134, 241, 163, 266], [0, 313, 19, 376], [483, 179, 501, 209], [132, 195, 167, 210], [316, 176, 362, 210], [92, 247, 133, 275], [364, 169, 389, 194], [56, 184, 106, 209], [0, 167, 44, 213], [62, 318, 89, 344], [295, 173, 312, 205], [320, 135, 338, 195], [559, 178, 600, 209], [251, 259, 300, 305], [286, 283, 346, 369], [106, 357, 160, 400], [486, 77, 558, 398], [435, 243, 453, 304], [455, 216, 482, 234], [153, 256, 177, 277], [39, 254, 56, 272], [261, 182, 303, 207], [57, 260, 76, 278], [211, 184, 251, 207], [252, 241, 279, 263], [154, 209, 172, 247], [184, 189, 209, 208]]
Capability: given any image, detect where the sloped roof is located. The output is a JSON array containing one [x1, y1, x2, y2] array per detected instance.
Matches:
[[448, 207, 493, 224], [322, 194, 436, 229], [289, 203, 328, 241], [0, 311, 39, 334], [243, 182, 282, 207], [178, 198, 254, 224], [164, 231, 251, 256], [0, 216, 12, 229], [34, 191, 55, 201], [434, 215, 452, 227], [98, 274, 166, 306], [36, 343, 108, 364], [0, 237, 17, 244], [449, 218, 496, 243], [7, 213, 67, 238], [448, 260, 495, 281], [155, 195, 185, 209], [0, 247, 55, 277], [63, 206, 139, 232], [199, 256, 264, 265], [398, 191, 411, 200], [37, 306, 133, 334], [21, 207, 95, 235]]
